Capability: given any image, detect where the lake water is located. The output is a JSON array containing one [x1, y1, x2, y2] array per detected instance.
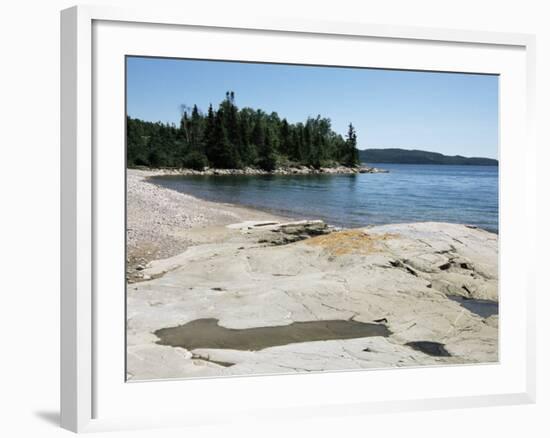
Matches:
[[151, 163, 499, 233]]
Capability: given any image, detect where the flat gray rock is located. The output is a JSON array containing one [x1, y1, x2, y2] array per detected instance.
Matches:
[[127, 221, 498, 381]]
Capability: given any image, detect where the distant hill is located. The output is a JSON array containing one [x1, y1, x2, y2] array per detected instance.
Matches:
[[359, 148, 498, 166]]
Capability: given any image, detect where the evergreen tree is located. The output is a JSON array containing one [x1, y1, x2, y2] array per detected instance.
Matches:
[[208, 109, 239, 168], [343, 123, 360, 166], [279, 119, 291, 157], [289, 127, 302, 162], [238, 108, 256, 165], [226, 92, 241, 145], [126, 116, 148, 166], [148, 127, 169, 167], [301, 120, 313, 165], [251, 115, 266, 152], [204, 104, 216, 165], [179, 109, 190, 145], [189, 105, 204, 151], [257, 126, 277, 171]]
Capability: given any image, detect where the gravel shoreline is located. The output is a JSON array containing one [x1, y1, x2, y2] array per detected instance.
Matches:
[[126, 168, 288, 281]]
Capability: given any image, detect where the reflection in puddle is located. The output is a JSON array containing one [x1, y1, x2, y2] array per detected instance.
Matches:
[[449, 296, 498, 318], [155, 318, 391, 351]]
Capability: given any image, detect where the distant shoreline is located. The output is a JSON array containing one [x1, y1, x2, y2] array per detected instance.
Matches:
[[359, 148, 498, 166], [364, 161, 498, 166]]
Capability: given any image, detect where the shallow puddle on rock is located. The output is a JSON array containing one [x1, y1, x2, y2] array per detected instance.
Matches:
[[406, 341, 451, 357], [155, 318, 391, 351], [449, 296, 498, 318]]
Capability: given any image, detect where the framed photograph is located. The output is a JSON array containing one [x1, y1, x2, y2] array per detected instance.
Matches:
[[61, 5, 536, 433]]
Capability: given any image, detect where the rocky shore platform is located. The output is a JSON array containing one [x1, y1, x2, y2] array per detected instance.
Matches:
[[131, 164, 388, 177], [126, 172, 498, 381]]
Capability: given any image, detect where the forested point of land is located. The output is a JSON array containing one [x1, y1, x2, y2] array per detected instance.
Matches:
[[127, 91, 360, 171]]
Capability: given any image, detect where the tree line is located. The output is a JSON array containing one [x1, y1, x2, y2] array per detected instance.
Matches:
[[127, 91, 360, 171]]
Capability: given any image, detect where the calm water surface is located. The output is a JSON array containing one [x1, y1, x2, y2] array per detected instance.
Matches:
[[150, 163, 498, 233]]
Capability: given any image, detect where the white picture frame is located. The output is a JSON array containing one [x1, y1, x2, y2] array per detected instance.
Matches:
[[60, 4, 537, 433]]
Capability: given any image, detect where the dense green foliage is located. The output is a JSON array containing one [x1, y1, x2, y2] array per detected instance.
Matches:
[[127, 92, 360, 170], [359, 148, 498, 166]]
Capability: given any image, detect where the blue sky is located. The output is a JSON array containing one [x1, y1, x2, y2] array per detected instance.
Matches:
[[126, 57, 498, 159]]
